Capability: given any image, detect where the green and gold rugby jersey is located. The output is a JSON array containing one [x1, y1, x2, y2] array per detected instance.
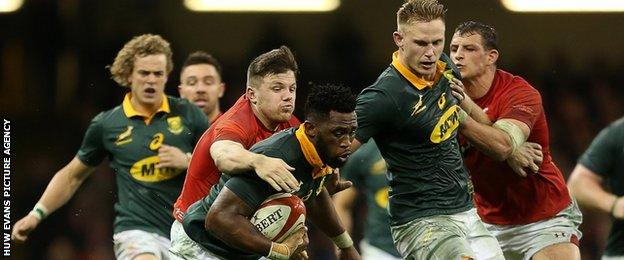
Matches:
[[77, 93, 208, 238], [183, 126, 330, 260], [340, 139, 400, 257], [578, 117, 624, 256], [355, 52, 473, 225]]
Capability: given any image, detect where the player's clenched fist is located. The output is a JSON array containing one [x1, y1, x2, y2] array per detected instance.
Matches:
[[11, 214, 41, 243]]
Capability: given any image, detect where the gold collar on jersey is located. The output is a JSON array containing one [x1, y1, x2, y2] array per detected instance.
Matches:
[[122, 93, 171, 125], [391, 51, 446, 90], [295, 124, 334, 179]]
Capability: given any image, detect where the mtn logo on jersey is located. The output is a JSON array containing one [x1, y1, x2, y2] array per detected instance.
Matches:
[[430, 105, 461, 143], [130, 156, 184, 182]]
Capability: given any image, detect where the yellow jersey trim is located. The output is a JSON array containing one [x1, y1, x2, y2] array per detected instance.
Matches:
[[391, 51, 446, 90], [295, 124, 334, 179], [122, 93, 170, 125]]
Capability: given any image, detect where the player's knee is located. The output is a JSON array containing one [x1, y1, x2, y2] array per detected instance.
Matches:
[[531, 242, 580, 260]]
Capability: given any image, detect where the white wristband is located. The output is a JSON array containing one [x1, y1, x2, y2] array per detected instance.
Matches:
[[267, 242, 290, 260], [493, 120, 525, 153], [29, 203, 48, 220], [331, 231, 353, 249]]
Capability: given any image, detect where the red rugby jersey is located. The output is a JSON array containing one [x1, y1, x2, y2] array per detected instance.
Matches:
[[463, 69, 570, 225], [173, 95, 300, 221]]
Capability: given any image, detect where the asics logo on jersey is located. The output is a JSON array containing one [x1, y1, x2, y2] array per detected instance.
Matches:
[[149, 133, 164, 151]]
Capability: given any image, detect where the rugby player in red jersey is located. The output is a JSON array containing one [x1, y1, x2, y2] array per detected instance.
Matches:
[[172, 46, 301, 234], [451, 21, 582, 260]]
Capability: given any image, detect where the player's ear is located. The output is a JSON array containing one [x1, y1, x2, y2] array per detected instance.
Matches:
[[246, 86, 257, 104], [393, 31, 404, 49], [218, 83, 225, 98], [304, 121, 317, 138], [178, 85, 185, 98], [487, 49, 499, 65]]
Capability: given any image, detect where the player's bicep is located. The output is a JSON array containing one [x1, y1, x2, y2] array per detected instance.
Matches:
[[210, 140, 244, 160], [213, 123, 249, 145], [499, 85, 543, 130], [225, 174, 274, 210], [209, 186, 255, 218], [569, 164, 604, 187], [578, 124, 620, 177]]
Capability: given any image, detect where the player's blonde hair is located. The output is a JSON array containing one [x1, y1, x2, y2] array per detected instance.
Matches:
[[396, 0, 446, 30], [109, 34, 173, 87]]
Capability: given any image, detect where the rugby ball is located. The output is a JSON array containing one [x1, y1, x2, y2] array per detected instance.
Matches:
[[250, 193, 306, 242]]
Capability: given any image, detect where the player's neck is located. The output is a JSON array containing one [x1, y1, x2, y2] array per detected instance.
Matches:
[[464, 67, 496, 100], [207, 105, 221, 123], [250, 103, 278, 131]]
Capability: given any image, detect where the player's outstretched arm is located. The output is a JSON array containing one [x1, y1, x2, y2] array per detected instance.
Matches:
[[568, 164, 624, 219], [452, 78, 543, 175], [308, 188, 361, 260], [205, 187, 306, 259], [12, 157, 95, 243], [460, 116, 530, 161], [210, 140, 299, 192]]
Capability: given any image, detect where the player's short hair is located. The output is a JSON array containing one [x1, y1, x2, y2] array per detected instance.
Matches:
[[181, 51, 223, 79], [397, 0, 446, 29], [305, 84, 356, 121], [110, 34, 173, 87], [246, 46, 299, 88], [454, 21, 499, 51]]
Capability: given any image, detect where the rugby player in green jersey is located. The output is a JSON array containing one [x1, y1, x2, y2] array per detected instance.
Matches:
[[333, 140, 401, 260], [12, 34, 208, 260], [351, 1, 503, 259], [569, 118, 624, 259], [170, 84, 360, 260]]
